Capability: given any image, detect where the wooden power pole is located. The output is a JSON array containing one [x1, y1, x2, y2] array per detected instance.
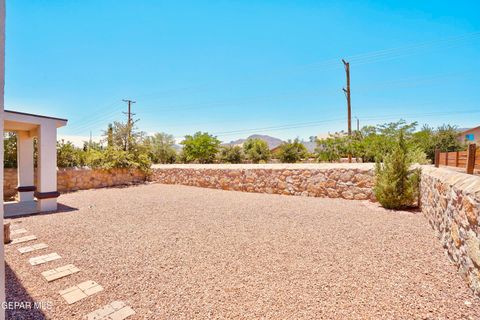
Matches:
[[122, 99, 136, 151], [342, 59, 352, 163]]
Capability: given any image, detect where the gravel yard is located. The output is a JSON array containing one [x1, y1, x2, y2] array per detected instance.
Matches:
[[5, 183, 480, 319]]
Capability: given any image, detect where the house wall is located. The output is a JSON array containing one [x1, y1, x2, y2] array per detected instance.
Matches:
[[4, 168, 146, 199], [459, 127, 480, 144]]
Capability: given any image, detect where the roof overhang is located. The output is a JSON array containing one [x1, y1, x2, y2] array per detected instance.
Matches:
[[4, 110, 68, 132], [459, 126, 480, 135]]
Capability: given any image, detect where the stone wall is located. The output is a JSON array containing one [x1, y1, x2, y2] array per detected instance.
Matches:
[[421, 166, 480, 295], [4, 168, 146, 199], [150, 163, 376, 200], [4, 168, 17, 198], [57, 168, 146, 193]]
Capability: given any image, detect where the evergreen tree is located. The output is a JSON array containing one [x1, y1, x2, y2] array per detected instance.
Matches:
[[374, 130, 420, 209]]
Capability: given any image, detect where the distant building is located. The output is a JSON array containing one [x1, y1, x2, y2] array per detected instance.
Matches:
[[458, 126, 480, 144]]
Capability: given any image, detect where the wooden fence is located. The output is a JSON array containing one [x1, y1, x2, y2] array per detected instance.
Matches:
[[435, 144, 479, 174]]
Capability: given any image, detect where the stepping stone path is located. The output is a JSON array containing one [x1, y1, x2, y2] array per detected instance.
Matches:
[[42, 264, 80, 282], [85, 301, 136, 320], [60, 280, 104, 305], [10, 228, 27, 235], [10, 228, 136, 317], [10, 235, 37, 244], [29, 253, 61, 266], [18, 243, 49, 254]]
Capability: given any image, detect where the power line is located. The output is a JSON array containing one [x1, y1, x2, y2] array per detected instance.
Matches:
[[54, 32, 480, 136], [197, 109, 480, 139], [67, 70, 470, 134], [67, 108, 122, 134], [116, 32, 480, 109]]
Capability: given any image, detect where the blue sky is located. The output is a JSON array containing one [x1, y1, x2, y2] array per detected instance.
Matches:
[[5, 0, 480, 145]]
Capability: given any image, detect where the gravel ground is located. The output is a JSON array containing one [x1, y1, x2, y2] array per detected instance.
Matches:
[[5, 183, 480, 319]]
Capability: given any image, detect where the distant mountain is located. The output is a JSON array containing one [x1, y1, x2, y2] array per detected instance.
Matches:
[[223, 134, 284, 149], [302, 141, 317, 153]]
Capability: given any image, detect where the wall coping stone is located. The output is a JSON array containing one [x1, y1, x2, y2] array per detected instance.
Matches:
[[421, 165, 480, 198], [152, 163, 375, 170]]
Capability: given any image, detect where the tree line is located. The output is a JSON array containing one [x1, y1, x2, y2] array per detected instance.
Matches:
[[4, 119, 465, 172]]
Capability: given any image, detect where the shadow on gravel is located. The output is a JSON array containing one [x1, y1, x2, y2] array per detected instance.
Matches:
[[5, 263, 47, 320], [5, 203, 78, 220], [61, 182, 148, 195], [54, 203, 78, 214]]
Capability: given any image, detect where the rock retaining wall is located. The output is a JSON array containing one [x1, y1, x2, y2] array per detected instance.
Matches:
[[4, 168, 17, 199], [4, 168, 146, 199], [421, 166, 480, 295], [150, 163, 376, 200]]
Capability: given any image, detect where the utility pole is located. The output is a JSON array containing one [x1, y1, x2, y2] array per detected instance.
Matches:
[[342, 59, 352, 163], [355, 116, 359, 132], [89, 131, 92, 151], [122, 99, 136, 151]]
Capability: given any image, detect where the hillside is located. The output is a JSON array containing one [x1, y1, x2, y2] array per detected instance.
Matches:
[[224, 134, 284, 149]]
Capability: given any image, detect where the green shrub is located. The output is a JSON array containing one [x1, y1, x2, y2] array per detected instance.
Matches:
[[315, 134, 348, 162], [218, 145, 244, 163], [145, 132, 177, 164], [57, 140, 84, 167], [84, 147, 152, 173], [243, 138, 270, 163], [412, 124, 465, 161], [374, 131, 420, 209], [4, 132, 17, 168], [181, 131, 220, 163], [277, 138, 307, 163]]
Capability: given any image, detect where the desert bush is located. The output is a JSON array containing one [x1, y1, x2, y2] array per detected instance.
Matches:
[[4, 132, 17, 168], [218, 145, 244, 163], [374, 130, 420, 209], [105, 121, 146, 151], [243, 138, 270, 163], [145, 132, 177, 164], [277, 139, 307, 163], [84, 146, 151, 173], [181, 131, 220, 163], [315, 134, 349, 162], [57, 140, 84, 167], [412, 124, 465, 161]]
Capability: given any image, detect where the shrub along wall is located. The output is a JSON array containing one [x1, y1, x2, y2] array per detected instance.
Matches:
[[150, 163, 376, 200], [4, 167, 146, 199], [421, 166, 480, 295]]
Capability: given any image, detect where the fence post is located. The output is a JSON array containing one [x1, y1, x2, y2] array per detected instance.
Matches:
[[434, 149, 440, 168], [455, 151, 459, 167], [466, 143, 476, 174], [445, 151, 449, 166]]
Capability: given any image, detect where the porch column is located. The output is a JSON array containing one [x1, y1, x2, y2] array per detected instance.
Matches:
[[36, 123, 59, 212], [16, 131, 35, 201]]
